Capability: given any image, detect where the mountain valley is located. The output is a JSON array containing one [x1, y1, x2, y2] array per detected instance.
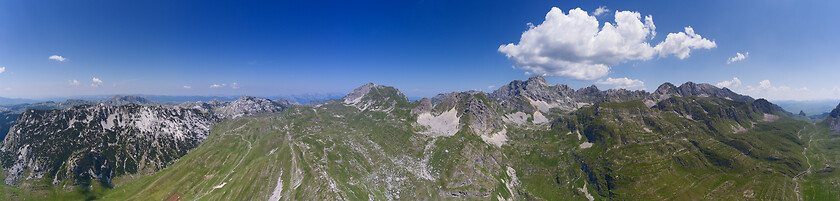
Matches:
[[0, 77, 837, 200]]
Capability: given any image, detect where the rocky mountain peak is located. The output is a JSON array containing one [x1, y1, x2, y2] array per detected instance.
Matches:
[[819, 102, 840, 132], [341, 83, 408, 111], [654, 82, 678, 95], [237, 95, 258, 101], [490, 76, 552, 100], [577, 85, 600, 95], [218, 96, 288, 118], [651, 81, 754, 103], [752, 99, 782, 114], [343, 83, 378, 104], [526, 75, 548, 86], [676, 82, 717, 97]]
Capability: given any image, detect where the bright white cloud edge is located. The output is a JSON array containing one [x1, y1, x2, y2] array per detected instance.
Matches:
[[716, 77, 741, 88], [727, 52, 749, 64], [49, 55, 67, 62], [499, 7, 716, 80]]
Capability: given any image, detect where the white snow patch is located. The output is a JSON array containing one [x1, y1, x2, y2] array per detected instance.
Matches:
[[529, 99, 558, 113], [763, 113, 779, 122], [416, 107, 460, 137], [343, 93, 364, 105], [268, 170, 283, 201], [212, 182, 227, 189], [576, 102, 592, 108], [532, 111, 549, 124], [100, 114, 116, 130], [579, 142, 593, 149], [732, 124, 747, 133], [578, 182, 595, 201], [481, 128, 508, 148], [502, 112, 529, 125], [504, 166, 520, 200]]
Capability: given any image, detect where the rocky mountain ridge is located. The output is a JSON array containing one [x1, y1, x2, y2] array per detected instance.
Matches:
[[0, 95, 291, 187], [84, 78, 813, 200], [0, 77, 806, 200], [821, 103, 840, 132], [488, 76, 772, 114]]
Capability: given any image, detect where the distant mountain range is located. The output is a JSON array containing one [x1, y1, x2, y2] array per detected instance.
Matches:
[[2, 76, 840, 200], [0, 93, 345, 106]]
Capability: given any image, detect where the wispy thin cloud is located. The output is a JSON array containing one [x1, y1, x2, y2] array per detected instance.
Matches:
[[593, 6, 610, 16], [210, 82, 239, 89], [727, 52, 749, 64], [91, 77, 103, 87], [49, 55, 67, 62]]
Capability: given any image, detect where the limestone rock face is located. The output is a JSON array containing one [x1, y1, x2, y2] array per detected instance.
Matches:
[[1, 104, 217, 186], [1, 95, 291, 187]]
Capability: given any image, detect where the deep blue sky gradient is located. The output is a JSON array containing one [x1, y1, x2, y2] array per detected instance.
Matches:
[[1, 0, 839, 100]]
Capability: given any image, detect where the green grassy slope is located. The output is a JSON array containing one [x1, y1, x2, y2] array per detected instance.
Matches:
[[3, 95, 838, 200]]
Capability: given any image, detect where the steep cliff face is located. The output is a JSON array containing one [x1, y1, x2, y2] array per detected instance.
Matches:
[[0, 104, 218, 187], [0, 96, 291, 187], [341, 83, 409, 112], [177, 96, 290, 119], [95, 81, 814, 201], [489, 76, 763, 114], [650, 82, 754, 104], [489, 76, 581, 113], [821, 103, 840, 132]]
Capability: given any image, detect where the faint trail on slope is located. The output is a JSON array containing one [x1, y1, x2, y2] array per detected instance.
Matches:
[[194, 127, 253, 200], [793, 124, 814, 201]]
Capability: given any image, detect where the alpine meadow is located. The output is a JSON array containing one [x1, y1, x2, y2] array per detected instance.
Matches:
[[2, 1, 840, 200]]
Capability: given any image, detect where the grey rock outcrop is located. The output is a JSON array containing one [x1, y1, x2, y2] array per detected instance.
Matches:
[[1, 104, 218, 186]]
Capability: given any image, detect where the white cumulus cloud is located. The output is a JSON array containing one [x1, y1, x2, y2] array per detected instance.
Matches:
[[210, 84, 223, 88], [595, 77, 645, 89], [183, 85, 192, 89], [740, 79, 814, 100], [593, 6, 610, 16], [0, 67, 5, 75], [91, 77, 103, 87], [231, 82, 240, 89], [68, 79, 80, 86], [716, 77, 741, 88], [727, 52, 749, 64], [759, 80, 771, 88], [498, 7, 716, 80], [49, 55, 67, 62], [653, 27, 717, 59]]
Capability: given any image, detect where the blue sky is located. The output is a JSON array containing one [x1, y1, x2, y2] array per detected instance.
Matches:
[[1, 0, 839, 100]]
